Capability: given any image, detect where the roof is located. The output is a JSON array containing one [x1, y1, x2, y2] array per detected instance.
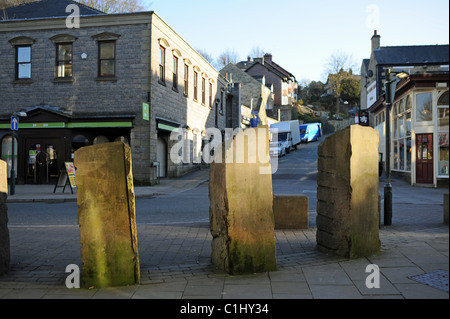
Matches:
[[2, 0, 104, 20], [373, 45, 449, 66]]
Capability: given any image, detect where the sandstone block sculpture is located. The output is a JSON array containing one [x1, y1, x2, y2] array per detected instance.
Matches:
[[316, 125, 380, 258], [0, 160, 10, 276], [75, 142, 140, 287], [209, 126, 277, 274], [273, 195, 308, 229]]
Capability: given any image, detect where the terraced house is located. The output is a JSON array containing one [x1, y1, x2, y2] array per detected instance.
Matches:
[[0, 0, 227, 185]]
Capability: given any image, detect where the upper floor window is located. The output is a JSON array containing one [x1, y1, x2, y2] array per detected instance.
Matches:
[[202, 77, 206, 105], [209, 82, 213, 108], [56, 43, 73, 78], [159, 45, 165, 83], [193, 71, 198, 101], [98, 41, 116, 77], [184, 64, 189, 96], [172, 55, 178, 91], [416, 92, 433, 122], [15, 45, 32, 79]]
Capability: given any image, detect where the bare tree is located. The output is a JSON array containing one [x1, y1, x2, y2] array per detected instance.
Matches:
[[324, 51, 357, 114], [75, 0, 145, 13], [0, 0, 34, 7], [217, 49, 239, 68], [196, 49, 215, 65], [0, 0, 146, 13], [248, 46, 265, 59]]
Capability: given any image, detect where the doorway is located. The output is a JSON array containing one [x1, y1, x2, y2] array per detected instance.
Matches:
[[156, 136, 167, 178], [25, 138, 63, 184], [416, 134, 433, 184]]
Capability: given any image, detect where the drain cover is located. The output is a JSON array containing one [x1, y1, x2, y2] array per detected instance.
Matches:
[[408, 270, 449, 293]]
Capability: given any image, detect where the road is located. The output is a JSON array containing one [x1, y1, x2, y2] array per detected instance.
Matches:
[[6, 138, 322, 226]]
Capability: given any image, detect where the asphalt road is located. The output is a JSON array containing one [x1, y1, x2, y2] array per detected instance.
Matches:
[[6, 138, 322, 226]]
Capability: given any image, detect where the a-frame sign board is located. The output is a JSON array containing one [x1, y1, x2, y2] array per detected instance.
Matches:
[[53, 162, 77, 194]]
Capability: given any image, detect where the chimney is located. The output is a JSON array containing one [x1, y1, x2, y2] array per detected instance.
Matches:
[[247, 56, 251, 62], [264, 53, 273, 64], [371, 30, 380, 51]]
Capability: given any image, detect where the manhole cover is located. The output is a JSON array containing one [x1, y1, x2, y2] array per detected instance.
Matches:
[[408, 270, 449, 293]]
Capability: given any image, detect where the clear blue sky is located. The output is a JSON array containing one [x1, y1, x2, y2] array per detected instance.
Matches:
[[141, 0, 449, 84]]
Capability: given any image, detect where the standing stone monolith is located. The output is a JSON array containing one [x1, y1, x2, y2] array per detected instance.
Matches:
[[209, 126, 277, 275], [316, 125, 380, 259], [0, 160, 10, 276], [75, 142, 140, 287]]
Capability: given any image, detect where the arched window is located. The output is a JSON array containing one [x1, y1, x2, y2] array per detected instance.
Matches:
[[437, 90, 449, 177]]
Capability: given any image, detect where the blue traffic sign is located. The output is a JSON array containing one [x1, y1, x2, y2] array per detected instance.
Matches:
[[11, 116, 19, 131]]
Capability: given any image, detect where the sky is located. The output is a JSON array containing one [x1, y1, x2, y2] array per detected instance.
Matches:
[[141, 0, 449, 84]]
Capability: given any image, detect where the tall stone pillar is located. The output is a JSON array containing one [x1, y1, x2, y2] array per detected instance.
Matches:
[[75, 142, 140, 287], [0, 160, 10, 276], [316, 125, 380, 258], [209, 126, 277, 275]]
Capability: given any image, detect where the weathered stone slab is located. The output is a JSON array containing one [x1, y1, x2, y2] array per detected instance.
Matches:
[[209, 126, 276, 275], [273, 195, 308, 229], [316, 125, 380, 259], [0, 160, 10, 276], [75, 142, 140, 287]]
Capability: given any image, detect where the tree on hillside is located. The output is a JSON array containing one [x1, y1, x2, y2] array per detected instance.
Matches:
[[76, 0, 145, 13], [217, 49, 239, 68], [324, 51, 358, 114], [0, 0, 146, 13]]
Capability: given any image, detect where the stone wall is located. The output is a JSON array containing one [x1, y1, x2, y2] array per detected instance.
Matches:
[[209, 126, 276, 274], [316, 125, 380, 258], [0, 160, 10, 275]]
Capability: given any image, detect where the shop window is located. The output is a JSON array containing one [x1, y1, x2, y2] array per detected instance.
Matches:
[[114, 136, 129, 146], [392, 96, 412, 172], [437, 90, 449, 177], [416, 92, 433, 122], [1, 135, 18, 178], [93, 136, 109, 144], [72, 135, 89, 154]]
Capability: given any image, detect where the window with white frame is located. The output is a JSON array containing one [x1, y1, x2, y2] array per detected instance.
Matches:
[[392, 95, 412, 172], [437, 90, 449, 177]]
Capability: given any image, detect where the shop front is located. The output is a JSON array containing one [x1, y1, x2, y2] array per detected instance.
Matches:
[[370, 75, 449, 187], [0, 106, 134, 185]]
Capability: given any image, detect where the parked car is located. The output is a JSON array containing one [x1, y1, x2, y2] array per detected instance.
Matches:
[[270, 141, 286, 157]]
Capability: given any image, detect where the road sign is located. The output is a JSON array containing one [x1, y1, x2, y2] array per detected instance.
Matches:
[[11, 116, 19, 131]]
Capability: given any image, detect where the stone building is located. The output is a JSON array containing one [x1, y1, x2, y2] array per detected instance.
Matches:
[[360, 31, 449, 187], [0, 0, 227, 185], [220, 63, 276, 129], [236, 53, 298, 121]]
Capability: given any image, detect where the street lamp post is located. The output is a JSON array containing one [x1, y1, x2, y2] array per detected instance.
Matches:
[[384, 69, 409, 226]]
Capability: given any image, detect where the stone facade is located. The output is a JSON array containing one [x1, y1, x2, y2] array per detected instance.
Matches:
[[0, 10, 228, 185], [316, 125, 380, 259]]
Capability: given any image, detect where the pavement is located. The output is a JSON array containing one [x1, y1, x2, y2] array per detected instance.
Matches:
[[0, 168, 449, 303]]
